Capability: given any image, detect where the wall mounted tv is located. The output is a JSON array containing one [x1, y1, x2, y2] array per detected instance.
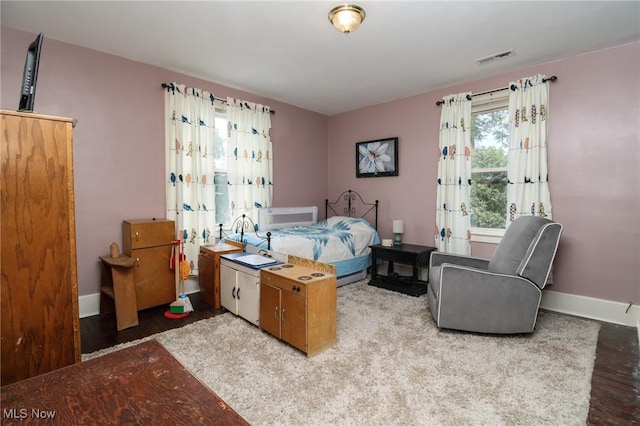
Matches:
[[18, 32, 44, 112]]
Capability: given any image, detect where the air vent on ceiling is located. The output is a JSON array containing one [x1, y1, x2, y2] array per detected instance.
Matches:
[[475, 49, 514, 65]]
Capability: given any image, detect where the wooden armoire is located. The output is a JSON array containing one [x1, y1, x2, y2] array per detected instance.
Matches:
[[1, 110, 81, 386]]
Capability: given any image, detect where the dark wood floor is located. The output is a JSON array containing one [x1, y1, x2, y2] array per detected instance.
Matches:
[[80, 292, 221, 354], [81, 293, 639, 424]]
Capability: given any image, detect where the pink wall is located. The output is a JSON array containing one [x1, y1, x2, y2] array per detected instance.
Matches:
[[328, 42, 640, 305], [1, 27, 328, 296], [2, 26, 638, 307]]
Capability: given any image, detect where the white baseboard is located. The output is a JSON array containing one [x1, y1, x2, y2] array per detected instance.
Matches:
[[540, 289, 640, 328], [79, 279, 640, 334], [79, 293, 102, 318], [79, 278, 201, 319]]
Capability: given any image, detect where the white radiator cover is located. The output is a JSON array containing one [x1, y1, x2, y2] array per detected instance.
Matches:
[[258, 206, 318, 230]]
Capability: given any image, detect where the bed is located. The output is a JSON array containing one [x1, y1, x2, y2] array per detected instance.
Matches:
[[219, 190, 380, 286]]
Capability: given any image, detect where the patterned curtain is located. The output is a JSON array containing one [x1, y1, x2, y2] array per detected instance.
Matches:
[[435, 93, 473, 255], [165, 83, 219, 275], [506, 74, 552, 224], [226, 97, 273, 223]]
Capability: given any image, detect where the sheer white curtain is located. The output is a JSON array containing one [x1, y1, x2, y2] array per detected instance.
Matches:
[[165, 83, 218, 275], [435, 93, 473, 255], [226, 97, 273, 223], [506, 74, 552, 224]]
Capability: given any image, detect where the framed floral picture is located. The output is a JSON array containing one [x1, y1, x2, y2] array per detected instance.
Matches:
[[355, 137, 399, 178]]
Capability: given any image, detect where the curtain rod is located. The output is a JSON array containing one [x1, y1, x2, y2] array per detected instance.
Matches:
[[161, 83, 275, 114], [435, 75, 557, 106]]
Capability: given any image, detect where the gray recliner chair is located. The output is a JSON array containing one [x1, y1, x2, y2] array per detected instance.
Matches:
[[427, 216, 563, 334]]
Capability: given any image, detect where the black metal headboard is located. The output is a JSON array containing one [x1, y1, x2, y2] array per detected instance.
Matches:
[[218, 214, 272, 251], [325, 189, 379, 230]]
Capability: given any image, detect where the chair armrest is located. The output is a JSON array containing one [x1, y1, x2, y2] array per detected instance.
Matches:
[[430, 252, 489, 270], [440, 264, 539, 290]]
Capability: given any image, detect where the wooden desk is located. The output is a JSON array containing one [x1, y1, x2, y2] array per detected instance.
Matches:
[[1, 340, 249, 425]]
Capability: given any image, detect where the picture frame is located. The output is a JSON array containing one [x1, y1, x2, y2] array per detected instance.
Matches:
[[355, 137, 399, 178]]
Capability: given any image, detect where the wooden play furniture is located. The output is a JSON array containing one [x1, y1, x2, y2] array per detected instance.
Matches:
[[198, 243, 242, 309], [99, 254, 138, 330], [260, 265, 336, 357], [122, 219, 176, 310]]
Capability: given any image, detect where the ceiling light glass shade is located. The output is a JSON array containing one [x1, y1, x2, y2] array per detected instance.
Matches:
[[328, 4, 366, 34]]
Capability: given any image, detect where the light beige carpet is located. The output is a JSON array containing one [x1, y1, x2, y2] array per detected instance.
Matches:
[[85, 280, 600, 425]]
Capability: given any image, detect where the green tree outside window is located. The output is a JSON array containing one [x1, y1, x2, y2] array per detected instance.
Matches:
[[470, 109, 508, 229]]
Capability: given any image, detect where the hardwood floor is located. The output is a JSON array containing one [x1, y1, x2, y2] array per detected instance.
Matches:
[[588, 321, 640, 425], [80, 292, 221, 354], [81, 293, 640, 424]]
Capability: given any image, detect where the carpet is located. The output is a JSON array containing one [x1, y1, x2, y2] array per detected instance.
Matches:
[[84, 280, 600, 425]]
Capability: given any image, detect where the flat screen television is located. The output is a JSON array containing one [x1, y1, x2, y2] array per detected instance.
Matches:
[[18, 32, 44, 112]]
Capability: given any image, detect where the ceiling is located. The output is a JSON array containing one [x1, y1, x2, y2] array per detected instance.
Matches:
[[2, 1, 639, 116]]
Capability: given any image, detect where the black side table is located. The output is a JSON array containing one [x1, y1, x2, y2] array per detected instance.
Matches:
[[369, 243, 436, 296]]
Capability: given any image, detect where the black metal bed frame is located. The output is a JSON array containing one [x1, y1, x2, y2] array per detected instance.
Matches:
[[218, 214, 271, 250], [325, 189, 379, 230], [219, 189, 379, 250]]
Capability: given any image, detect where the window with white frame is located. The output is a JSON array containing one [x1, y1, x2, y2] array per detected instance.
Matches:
[[470, 90, 509, 243], [214, 111, 231, 226]]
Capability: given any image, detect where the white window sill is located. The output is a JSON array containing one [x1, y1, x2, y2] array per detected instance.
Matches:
[[470, 227, 505, 244]]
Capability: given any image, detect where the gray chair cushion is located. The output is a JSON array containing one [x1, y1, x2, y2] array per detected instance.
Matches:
[[488, 216, 551, 275]]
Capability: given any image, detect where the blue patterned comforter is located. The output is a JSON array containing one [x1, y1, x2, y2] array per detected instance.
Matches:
[[226, 216, 380, 263]]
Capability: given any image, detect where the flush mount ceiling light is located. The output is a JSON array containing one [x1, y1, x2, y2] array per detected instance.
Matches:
[[328, 4, 366, 34]]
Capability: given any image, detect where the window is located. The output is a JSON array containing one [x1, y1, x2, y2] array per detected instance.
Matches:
[[470, 91, 509, 243], [214, 112, 230, 226]]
